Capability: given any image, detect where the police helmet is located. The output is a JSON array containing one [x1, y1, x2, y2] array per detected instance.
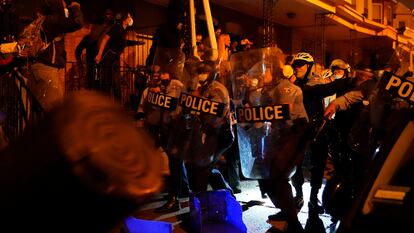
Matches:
[[293, 52, 314, 63], [292, 52, 314, 69], [330, 59, 350, 71]]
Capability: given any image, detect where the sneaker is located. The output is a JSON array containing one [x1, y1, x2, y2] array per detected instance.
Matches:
[[287, 220, 305, 233], [232, 187, 242, 194]]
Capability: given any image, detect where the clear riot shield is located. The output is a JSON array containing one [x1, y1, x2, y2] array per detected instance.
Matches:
[[170, 57, 232, 170], [347, 49, 413, 158], [328, 51, 414, 233], [152, 47, 186, 82], [141, 47, 185, 153], [322, 48, 414, 221], [143, 47, 185, 126], [229, 47, 291, 179]]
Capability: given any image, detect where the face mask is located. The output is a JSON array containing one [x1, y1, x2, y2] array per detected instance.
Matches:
[[196, 73, 208, 89], [128, 18, 133, 27], [333, 74, 343, 80], [64, 8, 69, 18], [160, 79, 170, 87]]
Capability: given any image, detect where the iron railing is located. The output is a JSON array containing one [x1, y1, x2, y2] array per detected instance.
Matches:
[[0, 66, 44, 141], [1, 33, 153, 141], [64, 62, 149, 109]]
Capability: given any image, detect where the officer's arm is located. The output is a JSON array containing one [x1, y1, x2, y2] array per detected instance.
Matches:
[[303, 78, 351, 98], [324, 90, 364, 119]]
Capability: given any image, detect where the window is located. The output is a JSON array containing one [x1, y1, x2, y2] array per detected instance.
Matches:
[[372, 3, 383, 23], [364, 0, 369, 17], [398, 21, 406, 29], [386, 5, 393, 25]]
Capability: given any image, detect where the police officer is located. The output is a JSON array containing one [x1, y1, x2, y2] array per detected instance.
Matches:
[[183, 64, 232, 193], [138, 67, 188, 213], [292, 53, 354, 214], [260, 63, 308, 233]]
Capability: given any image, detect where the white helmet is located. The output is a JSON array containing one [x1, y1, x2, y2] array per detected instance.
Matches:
[[330, 59, 349, 71], [293, 52, 314, 63], [346, 64, 351, 73], [321, 69, 333, 80]]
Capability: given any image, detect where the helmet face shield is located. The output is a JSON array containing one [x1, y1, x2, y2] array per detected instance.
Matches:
[[292, 59, 307, 69]]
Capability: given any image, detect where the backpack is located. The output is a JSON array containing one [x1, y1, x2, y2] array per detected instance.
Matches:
[[17, 15, 51, 58]]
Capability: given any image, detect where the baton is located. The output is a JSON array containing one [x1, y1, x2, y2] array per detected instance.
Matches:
[[313, 118, 328, 142]]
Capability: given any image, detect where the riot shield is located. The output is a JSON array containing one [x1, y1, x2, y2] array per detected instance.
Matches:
[[323, 49, 414, 222], [347, 49, 413, 157], [171, 58, 231, 166], [327, 50, 414, 233], [152, 47, 186, 81], [229, 47, 295, 179], [164, 58, 232, 192], [141, 47, 185, 150]]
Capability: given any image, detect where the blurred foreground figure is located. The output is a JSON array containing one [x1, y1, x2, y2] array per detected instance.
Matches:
[[0, 90, 163, 233]]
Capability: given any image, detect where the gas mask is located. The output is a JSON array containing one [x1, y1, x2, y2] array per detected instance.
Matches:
[[160, 79, 170, 87], [197, 73, 209, 89], [333, 74, 343, 80]]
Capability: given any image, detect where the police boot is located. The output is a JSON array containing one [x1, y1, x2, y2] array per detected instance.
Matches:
[[308, 189, 324, 214], [154, 196, 180, 213], [286, 220, 305, 233], [294, 195, 304, 212]]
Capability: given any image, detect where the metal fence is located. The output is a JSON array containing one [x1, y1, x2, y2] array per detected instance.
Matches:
[[1, 33, 153, 141], [64, 62, 148, 110], [0, 67, 44, 141], [64, 32, 153, 108]]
